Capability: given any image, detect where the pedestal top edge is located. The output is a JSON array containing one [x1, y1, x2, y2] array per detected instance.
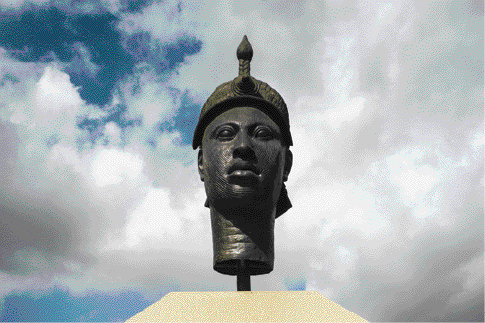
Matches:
[[167, 291, 319, 293]]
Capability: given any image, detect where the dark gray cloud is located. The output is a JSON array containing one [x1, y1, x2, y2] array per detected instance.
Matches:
[[464, 0, 484, 16]]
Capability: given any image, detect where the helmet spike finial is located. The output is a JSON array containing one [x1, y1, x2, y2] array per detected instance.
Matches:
[[237, 35, 253, 77], [235, 35, 255, 93]]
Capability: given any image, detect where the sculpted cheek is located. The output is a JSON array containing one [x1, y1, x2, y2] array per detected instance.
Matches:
[[259, 145, 283, 180], [205, 145, 231, 199]]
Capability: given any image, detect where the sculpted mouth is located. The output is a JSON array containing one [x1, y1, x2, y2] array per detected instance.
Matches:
[[227, 163, 260, 186], [228, 163, 260, 175]]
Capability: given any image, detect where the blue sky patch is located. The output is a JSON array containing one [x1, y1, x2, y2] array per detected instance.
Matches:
[[0, 286, 151, 321]]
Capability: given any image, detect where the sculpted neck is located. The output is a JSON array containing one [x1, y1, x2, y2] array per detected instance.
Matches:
[[209, 205, 276, 276], [209, 202, 276, 221]]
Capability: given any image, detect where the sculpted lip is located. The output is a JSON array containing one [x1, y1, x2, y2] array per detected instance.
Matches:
[[230, 170, 258, 177], [228, 163, 260, 175], [227, 170, 259, 186]]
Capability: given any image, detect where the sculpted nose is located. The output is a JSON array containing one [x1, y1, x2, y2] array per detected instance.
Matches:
[[233, 132, 255, 160]]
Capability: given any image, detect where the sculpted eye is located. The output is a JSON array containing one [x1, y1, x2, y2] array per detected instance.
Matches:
[[217, 128, 234, 138], [255, 127, 272, 138]]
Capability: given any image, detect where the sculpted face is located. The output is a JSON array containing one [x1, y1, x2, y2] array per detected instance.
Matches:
[[198, 106, 292, 213]]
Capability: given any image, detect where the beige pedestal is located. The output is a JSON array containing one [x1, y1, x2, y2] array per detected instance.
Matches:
[[126, 291, 368, 322]]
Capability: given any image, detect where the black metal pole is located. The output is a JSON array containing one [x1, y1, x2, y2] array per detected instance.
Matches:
[[237, 260, 251, 291]]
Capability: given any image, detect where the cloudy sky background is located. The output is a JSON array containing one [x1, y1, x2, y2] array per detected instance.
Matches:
[[0, 0, 483, 321]]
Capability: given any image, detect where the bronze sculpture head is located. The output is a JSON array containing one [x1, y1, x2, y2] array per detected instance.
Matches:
[[192, 36, 293, 289]]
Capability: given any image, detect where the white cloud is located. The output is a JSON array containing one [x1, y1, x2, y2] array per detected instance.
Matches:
[[325, 96, 367, 129], [0, 272, 55, 301], [385, 145, 445, 207], [99, 0, 121, 14], [123, 188, 183, 247], [448, 254, 484, 306], [1, 63, 87, 148], [91, 148, 144, 188], [387, 62, 401, 83], [285, 124, 321, 186], [46, 143, 87, 181], [53, 262, 132, 298], [0, 0, 49, 8], [35, 65, 83, 110], [118, 0, 199, 43], [376, 3, 396, 26], [103, 121, 123, 147], [470, 129, 483, 153], [284, 180, 390, 251], [99, 170, 208, 252], [332, 245, 358, 282], [122, 72, 182, 128], [325, 37, 356, 106]]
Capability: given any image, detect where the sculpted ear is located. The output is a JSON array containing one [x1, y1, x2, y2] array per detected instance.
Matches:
[[283, 148, 292, 182], [198, 149, 205, 182]]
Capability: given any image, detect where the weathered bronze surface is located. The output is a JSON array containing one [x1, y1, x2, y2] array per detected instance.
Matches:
[[193, 36, 293, 290]]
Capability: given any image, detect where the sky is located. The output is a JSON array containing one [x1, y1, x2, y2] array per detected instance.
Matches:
[[0, 0, 483, 322]]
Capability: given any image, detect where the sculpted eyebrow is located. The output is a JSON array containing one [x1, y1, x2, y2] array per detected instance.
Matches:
[[211, 122, 277, 137]]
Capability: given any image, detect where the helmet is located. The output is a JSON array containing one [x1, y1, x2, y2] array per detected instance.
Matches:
[[192, 35, 293, 150]]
